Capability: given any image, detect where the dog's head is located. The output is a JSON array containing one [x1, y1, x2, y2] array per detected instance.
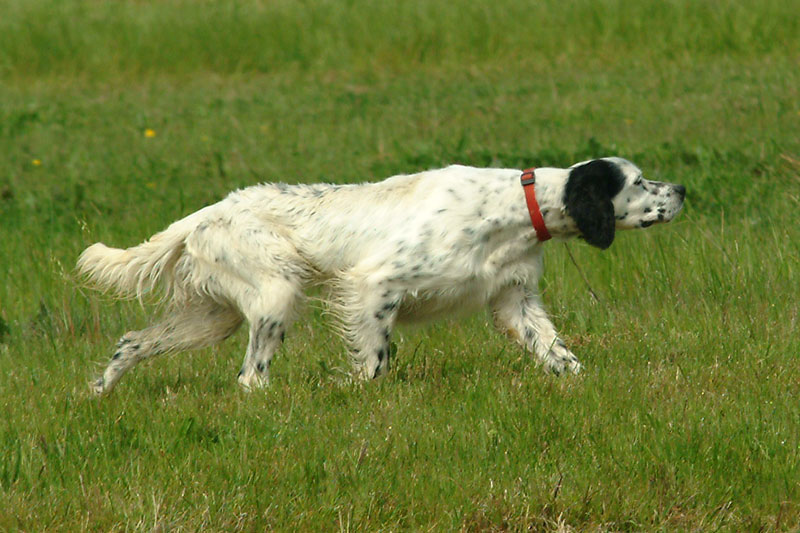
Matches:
[[563, 157, 685, 249]]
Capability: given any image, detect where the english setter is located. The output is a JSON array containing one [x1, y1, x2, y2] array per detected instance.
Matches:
[[78, 157, 685, 394]]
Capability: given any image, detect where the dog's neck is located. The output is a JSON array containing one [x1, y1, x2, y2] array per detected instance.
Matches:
[[517, 167, 578, 240]]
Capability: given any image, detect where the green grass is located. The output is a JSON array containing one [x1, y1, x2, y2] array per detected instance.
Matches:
[[1, 0, 800, 530]]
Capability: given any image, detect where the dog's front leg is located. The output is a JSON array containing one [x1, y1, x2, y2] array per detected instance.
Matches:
[[337, 276, 403, 380], [492, 284, 582, 375]]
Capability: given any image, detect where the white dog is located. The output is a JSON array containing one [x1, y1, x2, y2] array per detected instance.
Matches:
[[78, 157, 685, 394]]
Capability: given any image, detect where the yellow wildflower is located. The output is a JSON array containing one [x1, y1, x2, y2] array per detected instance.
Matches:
[[144, 129, 156, 138]]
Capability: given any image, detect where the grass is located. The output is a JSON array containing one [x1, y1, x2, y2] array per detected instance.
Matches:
[[1, 0, 800, 530]]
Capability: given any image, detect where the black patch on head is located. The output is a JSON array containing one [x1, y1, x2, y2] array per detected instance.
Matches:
[[564, 159, 625, 249]]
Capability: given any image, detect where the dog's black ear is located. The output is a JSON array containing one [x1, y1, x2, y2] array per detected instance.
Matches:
[[564, 160, 625, 250]]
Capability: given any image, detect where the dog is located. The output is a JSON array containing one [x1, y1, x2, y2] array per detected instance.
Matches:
[[77, 157, 685, 394]]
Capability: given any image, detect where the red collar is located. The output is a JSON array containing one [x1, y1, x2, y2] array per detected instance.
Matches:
[[520, 168, 552, 242]]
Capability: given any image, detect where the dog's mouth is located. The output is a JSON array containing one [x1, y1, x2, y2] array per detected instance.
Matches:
[[640, 210, 680, 228], [641, 201, 684, 228], [640, 215, 675, 228]]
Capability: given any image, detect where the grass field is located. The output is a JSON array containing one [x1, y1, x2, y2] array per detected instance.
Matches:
[[2, 0, 800, 530]]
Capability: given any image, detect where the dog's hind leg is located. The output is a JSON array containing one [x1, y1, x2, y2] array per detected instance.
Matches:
[[91, 300, 243, 395], [235, 279, 301, 390], [179, 213, 307, 389]]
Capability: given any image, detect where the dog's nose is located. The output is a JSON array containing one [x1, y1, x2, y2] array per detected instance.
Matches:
[[675, 185, 686, 201]]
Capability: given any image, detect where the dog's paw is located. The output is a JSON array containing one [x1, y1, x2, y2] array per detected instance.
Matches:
[[564, 356, 582, 375], [237, 370, 268, 391], [90, 377, 109, 396], [352, 366, 374, 382], [542, 345, 582, 376]]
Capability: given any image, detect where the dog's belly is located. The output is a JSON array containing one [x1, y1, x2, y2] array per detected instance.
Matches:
[[396, 283, 497, 323], [393, 248, 541, 324]]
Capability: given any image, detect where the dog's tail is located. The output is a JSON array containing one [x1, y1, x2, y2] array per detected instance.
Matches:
[[77, 210, 206, 302]]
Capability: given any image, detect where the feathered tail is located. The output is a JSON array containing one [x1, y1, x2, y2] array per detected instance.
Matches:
[[76, 214, 201, 302]]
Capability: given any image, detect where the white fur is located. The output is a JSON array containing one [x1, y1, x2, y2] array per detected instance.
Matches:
[[78, 157, 684, 394]]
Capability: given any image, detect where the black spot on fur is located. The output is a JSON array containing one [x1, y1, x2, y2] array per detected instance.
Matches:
[[250, 318, 276, 354], [375, 299, 399, 320], [256, 362, 266, 373], [564, 159, 625, 249]]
